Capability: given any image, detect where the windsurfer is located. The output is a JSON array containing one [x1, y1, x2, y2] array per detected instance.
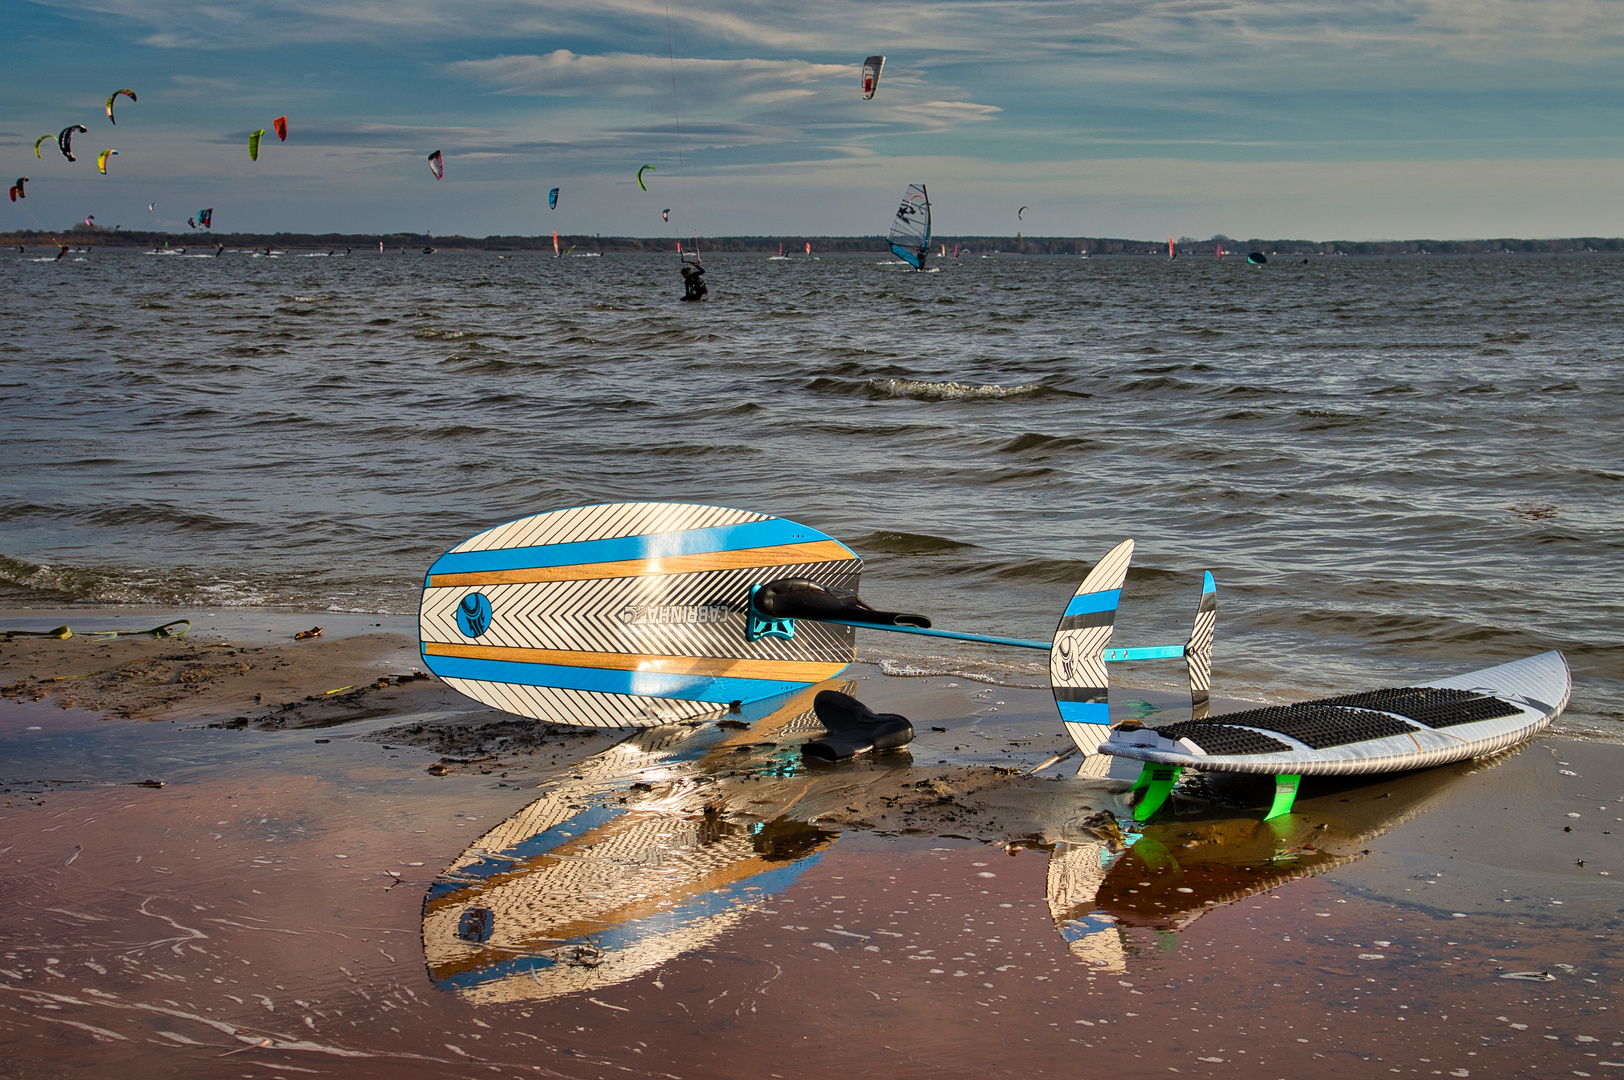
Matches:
[[680, 261, 707, 302]]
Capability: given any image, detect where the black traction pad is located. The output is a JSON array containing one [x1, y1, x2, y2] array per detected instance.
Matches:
[[1307, 686, 1524, 729], [1190, 704, 1419, 749], [1150, 721, 1293, 756], [1151, 685, 1527, 756]]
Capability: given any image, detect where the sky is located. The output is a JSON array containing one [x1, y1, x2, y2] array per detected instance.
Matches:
[[4, 0, 1624, 240]]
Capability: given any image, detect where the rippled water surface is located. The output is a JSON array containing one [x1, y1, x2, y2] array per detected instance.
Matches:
[[2, 249, 1620, 726]]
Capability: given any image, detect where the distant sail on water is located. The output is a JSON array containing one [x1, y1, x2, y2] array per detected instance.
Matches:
[[888, 183, 930, 270]]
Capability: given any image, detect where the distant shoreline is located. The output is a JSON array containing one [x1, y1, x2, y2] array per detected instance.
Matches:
[[4, 229, 1623, 257]]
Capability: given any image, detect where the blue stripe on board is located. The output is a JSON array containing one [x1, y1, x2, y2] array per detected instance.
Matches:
[[428, 518, 836, 577], [427, 805, 625, 900], [433, 855, 824, 992], [427, 654, 814, 703], [1057, 700, 1110, 724], [1063, 589, 1122, 618]]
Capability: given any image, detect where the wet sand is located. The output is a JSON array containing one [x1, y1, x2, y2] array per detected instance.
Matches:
[[2, 611, 1621, 1078]]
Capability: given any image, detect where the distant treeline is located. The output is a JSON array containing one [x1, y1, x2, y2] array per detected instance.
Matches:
[[4, 227, 1624, 257]]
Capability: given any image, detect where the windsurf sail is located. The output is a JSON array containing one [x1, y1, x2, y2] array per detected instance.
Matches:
[[861, 55, 885, 99], [1168, 238, 1175, 259], [552, 230, 559, 257], [427, 150, 444, 180], [887, 184, 931, 270]]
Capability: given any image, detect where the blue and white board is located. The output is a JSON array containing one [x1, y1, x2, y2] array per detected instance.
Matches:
[[419, 503, 861, 727], [422, 682, 841, 1003], [1104, 650, 1571, 777]]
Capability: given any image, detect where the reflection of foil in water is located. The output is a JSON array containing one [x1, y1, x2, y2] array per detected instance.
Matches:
[[1046, 752, 1516, 967], [423, 682, 846, 1004]]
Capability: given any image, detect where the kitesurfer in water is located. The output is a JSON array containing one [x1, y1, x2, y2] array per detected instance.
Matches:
[[680, 260, 707, 302]]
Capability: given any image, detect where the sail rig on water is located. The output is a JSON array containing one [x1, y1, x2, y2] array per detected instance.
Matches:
[[888, 184, 931, 270]]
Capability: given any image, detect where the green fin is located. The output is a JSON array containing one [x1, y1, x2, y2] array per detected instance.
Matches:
[[1265, 774, 1301, 820], [1133, 764, 1182, 820]]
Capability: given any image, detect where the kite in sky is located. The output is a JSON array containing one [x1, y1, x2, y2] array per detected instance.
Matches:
[[428, 150, 444, 180], [105, 89, 136, 123], [862, 56, 885, 99], [58, 125, 88, 162]]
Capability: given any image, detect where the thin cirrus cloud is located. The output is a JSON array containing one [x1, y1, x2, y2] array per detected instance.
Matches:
[[447, 50, 853, 101]]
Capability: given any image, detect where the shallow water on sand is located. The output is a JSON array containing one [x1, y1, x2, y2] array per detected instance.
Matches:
[[2, 249, 1621, 728], [4, 687, 1623, 1079]]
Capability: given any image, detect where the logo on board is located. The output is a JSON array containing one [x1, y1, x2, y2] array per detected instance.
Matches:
[[457, 592, 493, 638], [617, 604, 729, 626]]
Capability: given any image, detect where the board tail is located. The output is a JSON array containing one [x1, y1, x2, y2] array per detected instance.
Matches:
[[1052, 539, 1133, 764], [1185, 571, 1216, 719]]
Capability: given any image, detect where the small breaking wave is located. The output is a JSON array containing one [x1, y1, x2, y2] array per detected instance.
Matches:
[[868, 653, 1048, 689], [0, 551, 403, 612], [868, 378, 1045, 400]]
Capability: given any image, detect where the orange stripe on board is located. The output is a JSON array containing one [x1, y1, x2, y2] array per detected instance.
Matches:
[[427, 540, 854, 589], [423, 641, 848, 683]]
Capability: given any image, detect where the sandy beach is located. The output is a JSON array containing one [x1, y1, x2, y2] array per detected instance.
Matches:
[[1, 608, 1619, 1079]]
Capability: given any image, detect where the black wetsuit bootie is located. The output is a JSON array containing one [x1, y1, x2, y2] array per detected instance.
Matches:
[[802, 690, 914, 762]]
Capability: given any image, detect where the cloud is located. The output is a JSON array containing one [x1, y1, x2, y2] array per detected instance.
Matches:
[[448, 51, 851, 101], [891, 100, 1003, 130]]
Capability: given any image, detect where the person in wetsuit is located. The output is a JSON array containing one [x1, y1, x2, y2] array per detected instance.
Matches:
[[680, 261, 707, 301]]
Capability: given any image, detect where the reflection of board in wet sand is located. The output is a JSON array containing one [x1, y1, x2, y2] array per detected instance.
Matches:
[[1047, 754, 1505, 969], [422, 682, 843, 1004], [1106, 651, 1571, 819], [418, 503, 861, 727]]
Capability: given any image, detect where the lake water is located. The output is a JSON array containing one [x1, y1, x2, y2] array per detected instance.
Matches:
[[2, 247, 1620, 730]]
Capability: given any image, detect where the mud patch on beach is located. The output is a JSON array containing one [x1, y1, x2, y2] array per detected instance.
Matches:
[[1, 629, 448, 726]]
